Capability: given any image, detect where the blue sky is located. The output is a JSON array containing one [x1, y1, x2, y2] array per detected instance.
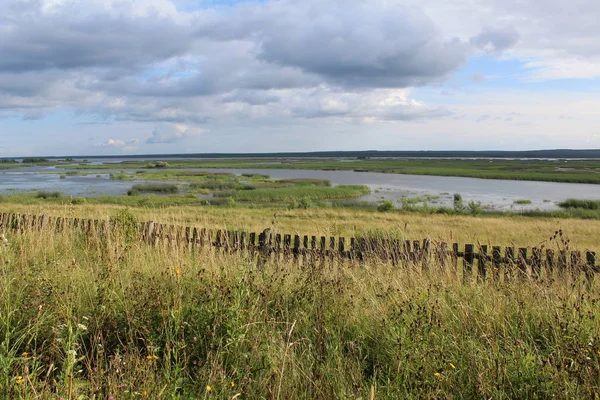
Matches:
[[1, 0, 600, 156]]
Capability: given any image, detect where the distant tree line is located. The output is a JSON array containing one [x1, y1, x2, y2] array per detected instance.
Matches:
[[22, 158, 50, 163]]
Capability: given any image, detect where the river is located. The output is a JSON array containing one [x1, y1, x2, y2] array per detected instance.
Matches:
[[1, 164, 599, 210]]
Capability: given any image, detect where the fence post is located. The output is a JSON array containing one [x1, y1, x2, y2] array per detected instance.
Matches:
[[505, 247, 515, 280], [147, 222, 155, 245], [249, 232, 256, 258], [492, 246, 501, 281], [585, 251, 596, 285], [338, 237, 346, 261], [532, 248, 542, 280], [478, 245, 488, 280], [293, 235, 300, 264], [518, 248, 528, 279], [258, 228, 271, 266], [464, 244, 474, 283]]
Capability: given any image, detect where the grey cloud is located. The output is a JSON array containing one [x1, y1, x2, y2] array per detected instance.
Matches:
[[0, 4, 191, 74], [200, 0, 470, 88], [222, 91, 281, 105], [0, 0, 469, 126], [470, 27, 520, 53]]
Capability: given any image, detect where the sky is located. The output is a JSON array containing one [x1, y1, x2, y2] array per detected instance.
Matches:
[[1, 0, 600, 156]]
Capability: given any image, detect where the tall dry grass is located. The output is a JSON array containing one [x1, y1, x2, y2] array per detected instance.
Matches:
[[0, 216, 599, 399], [2, 202, 600, 248]]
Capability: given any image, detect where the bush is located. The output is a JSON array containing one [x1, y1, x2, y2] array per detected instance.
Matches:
[[147, 161, 170, 168], [36, 191, 62, 199], [377, 200, 394, 212], [298, 196, 313, 209], [468, 200, 483, 215], [453, 193, 464, 211]]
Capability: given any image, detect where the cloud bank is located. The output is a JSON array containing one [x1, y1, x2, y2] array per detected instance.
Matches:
[[0, 0, 599, 154]]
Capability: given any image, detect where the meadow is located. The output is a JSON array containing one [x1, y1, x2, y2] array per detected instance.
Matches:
[[3, 157, 600, 398], [0, 209, 599, 399]]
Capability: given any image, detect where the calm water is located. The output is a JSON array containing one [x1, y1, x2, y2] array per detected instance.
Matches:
[[2, 163, 599, 210]]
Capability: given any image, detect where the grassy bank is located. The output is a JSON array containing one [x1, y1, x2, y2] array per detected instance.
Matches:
[[0, 220, 598, 399], [62, 158, 600, 184]]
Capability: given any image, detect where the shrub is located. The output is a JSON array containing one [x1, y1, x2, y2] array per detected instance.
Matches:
[[36, 191, 62, 199], [453, 193, 464, 211], [377, 200, 394, 212], [468, 200, 483, 215], [147, 161, 170, 168], [298, 196, 313, 209]]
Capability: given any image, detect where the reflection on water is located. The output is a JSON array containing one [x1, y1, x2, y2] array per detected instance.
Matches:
[[2, 163, 600, 210]]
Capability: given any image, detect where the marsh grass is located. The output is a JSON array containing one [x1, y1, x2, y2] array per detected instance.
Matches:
[[128, 184, 179, 195], [559, 198, 600, 210], [230, 185, 370, 202], [0, 224, 599, 399], [62, 158, 600, 184], [514, 199, 533, 205]]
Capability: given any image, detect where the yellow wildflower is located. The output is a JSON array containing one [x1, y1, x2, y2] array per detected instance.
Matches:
[[434, 372, 442, 379], [449, 363, 456, 369], [175, 267, 181, 277], [206, 385, 212, 392], [14, 376, 24, 385], [146, 355, 159, 361], [142, 390, 148, 397], [231, 381, 235, 388], [22, 352, 29, 357]]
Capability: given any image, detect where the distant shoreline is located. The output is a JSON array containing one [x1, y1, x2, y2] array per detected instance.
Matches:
[[11, 149, 600, 160]]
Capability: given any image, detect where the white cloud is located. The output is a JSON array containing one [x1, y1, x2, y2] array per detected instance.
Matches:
[[97, 138, 139, 148], [147, 124, 205, 144], [98, 139, 125, 148]]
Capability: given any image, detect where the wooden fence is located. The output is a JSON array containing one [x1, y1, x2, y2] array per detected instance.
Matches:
[[1, 211, 599, 281]]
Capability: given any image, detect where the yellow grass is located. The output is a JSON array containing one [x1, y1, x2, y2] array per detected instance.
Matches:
[[1, 202, 599, 249]]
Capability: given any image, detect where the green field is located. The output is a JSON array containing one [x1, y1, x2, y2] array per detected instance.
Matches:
[[59, 158, 600, 184], [0, 209, 599, 399]]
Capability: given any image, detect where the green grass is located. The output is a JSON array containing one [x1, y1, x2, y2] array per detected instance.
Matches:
[[109, 172, 135, 181], [559, 198, 600, 210], [61, 158, 600, 184], [514, 199, 533, 205], [277, 178, 331, 186], [0, 219, 599, 398], [228, 185, 370, 202]]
